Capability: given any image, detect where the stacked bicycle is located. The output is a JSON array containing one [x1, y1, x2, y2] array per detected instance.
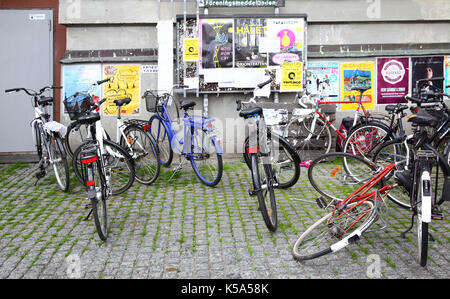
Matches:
[[294, 79, 449, 267], [5, 85, 69, 192]]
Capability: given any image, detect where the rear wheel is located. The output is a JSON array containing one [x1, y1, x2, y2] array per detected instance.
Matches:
[[149, 114, 173, 167], [49, 134, 70, 192]]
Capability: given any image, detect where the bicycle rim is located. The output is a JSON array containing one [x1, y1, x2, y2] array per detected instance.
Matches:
[[50, 135, 69, 192], [293, 200, 376, 261], [190, 135, 223, 187], [270, 134, 301, 189], [149, 115, 173, 167], [89, 160, 108, 241], [123, 126, 160, 185], [343, 122, 391, 160]]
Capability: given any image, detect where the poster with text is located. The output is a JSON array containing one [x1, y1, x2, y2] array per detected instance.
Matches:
[[200, 19, 233, 69], [306, 61, 339, 105], [234, 18, 268, 68], [280, 61, 302, 92], [445, 56, 450, 95], [340, 62, 375, 111], [377, 57, 409, 104], [266, 18, 304, 67], [411, 56, 444, 96], [103, 64, 140, 116]]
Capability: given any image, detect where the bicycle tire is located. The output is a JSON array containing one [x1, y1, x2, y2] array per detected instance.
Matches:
[[283, 114, 332, 161], [342, 121, 393, 159], [251, 154, 277, 232], [49, 133, 70, 192], [122, 125, 161, 185], [190, 134, 223, 187], [86, 158, 108, 241], [292, 200, 376, 262], [308, 152, 380, 204], [148, 114, 173, 167], [65, 121, 111, 158], [243, 133, 301, 189], [73, 139, 135, 196]]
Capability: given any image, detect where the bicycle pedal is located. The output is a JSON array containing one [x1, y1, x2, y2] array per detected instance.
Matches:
[[431, 206, 444, 220], [35, 171, 46, 179], [248, 189, 258, 196], [111, 167, 122, 173], [315, 197, 326, 209], [84, 203, 92, 210]]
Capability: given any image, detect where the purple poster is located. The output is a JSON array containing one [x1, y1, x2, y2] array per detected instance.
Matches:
[[377, 57, 410, 104]]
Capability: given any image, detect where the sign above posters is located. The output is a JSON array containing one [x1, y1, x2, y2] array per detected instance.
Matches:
[[377, 57, 409, 104], [178, 14, 307, 93], [199, 0, 285, 8]]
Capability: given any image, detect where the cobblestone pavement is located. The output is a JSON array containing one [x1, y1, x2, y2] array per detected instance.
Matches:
[[0, 159, 448, 279]]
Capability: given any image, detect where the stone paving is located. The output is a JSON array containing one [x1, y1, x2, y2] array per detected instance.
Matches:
[[0, 159, 448, 279]]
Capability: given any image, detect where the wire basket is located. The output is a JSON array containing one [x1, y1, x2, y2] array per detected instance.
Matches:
[[63, 94, 92, 121], [144, 90, 159, 113]]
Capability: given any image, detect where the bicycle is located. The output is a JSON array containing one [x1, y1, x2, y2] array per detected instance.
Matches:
[[146, 85, 223, 187], [5, 85, 69, 192], [342, 77, 448, 159], [284, 84, 389, 161], [65, 79, 159, 186], [65, 95, 135, 241]]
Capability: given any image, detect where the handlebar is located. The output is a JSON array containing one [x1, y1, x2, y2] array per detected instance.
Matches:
[[5, 85, 62, 96], [96, 78, 111, 85], [257, 78, 273, 89]]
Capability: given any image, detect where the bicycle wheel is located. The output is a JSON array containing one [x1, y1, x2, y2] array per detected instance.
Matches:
[[73, 139, 135, 196], [417, 206, 429, 267], [49, 133, 70, 192], [149, 114, 173, 167], [122, 125, 160, 185], [308, 152, 380, 204], [342, 121, 392, 159], [84, 154, 108, 241], [292, 200, 376, 262], [283, 114, 332, 161], [190, 130, 223, 187], [65, 122, 111, 158], [244, 134, 301, 189], [251, 154, 277, 232]]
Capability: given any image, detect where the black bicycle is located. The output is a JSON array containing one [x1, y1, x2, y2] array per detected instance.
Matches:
[[5, 85, 69, 192]]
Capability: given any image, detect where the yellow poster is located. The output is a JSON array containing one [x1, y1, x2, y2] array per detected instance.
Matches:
[[340, 62, 375, 111], [103, 65, 140, 116], [183, 38, 199, 62], [280, 61, 303, 92]]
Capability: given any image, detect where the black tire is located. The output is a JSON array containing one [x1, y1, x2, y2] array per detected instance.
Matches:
[[34, 122, 43, 160], [149, 114, 173, 167], [251, 154, 277, 232], [308, 152, 380, 204], [49, 133, 70, 192], [342, 121, 393, 159], [121, 125, 161, 185], [73, 139, 135, 196], [244, 133, 301, 189], [417, 215, 429, 267], [86, 159, 108, 241]]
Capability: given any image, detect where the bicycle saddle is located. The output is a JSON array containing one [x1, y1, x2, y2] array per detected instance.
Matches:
[[407, 113, 438, 127], [77, 112, 100, 124], [113, 98, 131, 106], [385, 104, 408, 113], [239, 106, 263, 118], [37, 96, 53, 106], [180, 101, 196, 110]]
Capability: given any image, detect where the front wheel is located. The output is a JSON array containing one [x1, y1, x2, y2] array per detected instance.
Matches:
[[86, 158, 108, 241], [148, 114, 173, 167], [49, 133, 70, 192], [190, 133, 223, 187], [251, 154, 277, 232]]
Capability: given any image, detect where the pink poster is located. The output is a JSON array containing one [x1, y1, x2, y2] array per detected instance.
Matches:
[[377, 57, 410, 104]]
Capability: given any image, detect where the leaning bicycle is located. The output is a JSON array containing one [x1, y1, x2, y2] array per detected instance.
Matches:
[[5, 85, 69, 192]]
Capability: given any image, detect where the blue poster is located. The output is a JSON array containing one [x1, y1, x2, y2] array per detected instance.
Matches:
[[305, 61, 340, 105], [63, 64, 102, 100]]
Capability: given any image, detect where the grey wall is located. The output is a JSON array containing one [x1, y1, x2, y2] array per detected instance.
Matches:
[[58, 0, 450, 156]]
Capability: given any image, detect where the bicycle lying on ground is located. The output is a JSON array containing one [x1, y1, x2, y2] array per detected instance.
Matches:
[[65, 79, 160, 185], [146, 85, 223, 187], [295, 95, 449, 265], [5, 85, 69, 192]]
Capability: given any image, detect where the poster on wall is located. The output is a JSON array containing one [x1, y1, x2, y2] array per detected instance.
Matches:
[[445, 56, 450, 95], [266, 18, 304, 67], [280, 61, 303, 92], [63, 64, 102, 102], [234, 18, 268, 68], [340, 62, 375, 111], [103, 64, 140, 116], [377, 57, 409, 104], [183, 38, 199, 62], [199, 19, 233, 69], [305, 61, 339, 105], [411, 56, 444, 96]]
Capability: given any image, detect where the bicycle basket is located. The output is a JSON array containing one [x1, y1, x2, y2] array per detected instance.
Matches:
[[63, 94, 92, 121], [144, 90, 159, 113]]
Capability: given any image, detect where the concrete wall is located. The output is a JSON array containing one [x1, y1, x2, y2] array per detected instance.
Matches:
[[58, 0, 450, 156]]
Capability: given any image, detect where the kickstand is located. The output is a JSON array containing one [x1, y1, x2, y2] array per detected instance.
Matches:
[[84, 203, 93, 221], [401, 212, 416, 238]]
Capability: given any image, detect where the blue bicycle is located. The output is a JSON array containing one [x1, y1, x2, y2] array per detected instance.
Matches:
[[144, 85, 223, 187]]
